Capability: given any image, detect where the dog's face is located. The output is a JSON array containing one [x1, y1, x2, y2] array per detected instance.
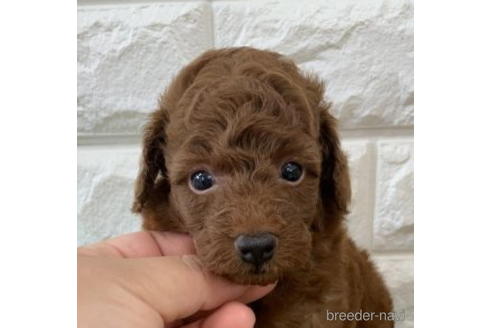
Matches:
[[132, 48, 351, 285], [166, 96, 322, 284]]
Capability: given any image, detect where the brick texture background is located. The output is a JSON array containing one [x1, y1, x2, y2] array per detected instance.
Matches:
[[77, 1, 414, 326]]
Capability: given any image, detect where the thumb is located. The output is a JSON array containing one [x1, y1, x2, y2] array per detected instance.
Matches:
[[122, 255, 276, 323], [79, 253, 276, 325]]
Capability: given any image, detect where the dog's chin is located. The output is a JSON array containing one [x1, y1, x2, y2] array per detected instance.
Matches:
[[221, 269, 280, 286], [206, 260, 283, 286]]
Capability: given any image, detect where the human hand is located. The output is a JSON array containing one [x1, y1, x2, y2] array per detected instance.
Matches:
[[78, 231, 276, 328]]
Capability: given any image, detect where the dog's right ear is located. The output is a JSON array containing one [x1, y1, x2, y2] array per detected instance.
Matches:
[[132, 109, 169, 213]]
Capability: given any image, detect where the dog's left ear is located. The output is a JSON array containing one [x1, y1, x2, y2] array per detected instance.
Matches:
[[318, 104, 351, 221]]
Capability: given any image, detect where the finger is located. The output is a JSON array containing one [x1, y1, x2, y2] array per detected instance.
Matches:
[[181, 302, 255, 328], [122, 255, 275, 323], [149, 231, 196, 256], [235, 281, 278, 304], [78, 231, 195, 258]]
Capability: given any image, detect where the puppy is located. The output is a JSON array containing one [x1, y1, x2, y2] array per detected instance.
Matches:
[[132, 47, 393, 327]]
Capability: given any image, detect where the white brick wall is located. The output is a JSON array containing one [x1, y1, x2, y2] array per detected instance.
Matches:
[[77, 0, 414, 327]]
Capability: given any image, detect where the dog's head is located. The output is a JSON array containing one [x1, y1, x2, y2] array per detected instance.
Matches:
[[132, 48, 351, 285]]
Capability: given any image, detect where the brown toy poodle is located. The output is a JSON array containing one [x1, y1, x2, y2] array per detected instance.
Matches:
[[132, 47, 393, 328]]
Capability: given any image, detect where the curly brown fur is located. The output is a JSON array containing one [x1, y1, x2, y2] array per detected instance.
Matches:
[[133, 47, 393, 327]]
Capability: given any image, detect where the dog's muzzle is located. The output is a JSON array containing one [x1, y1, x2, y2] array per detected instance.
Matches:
[[234, 233, 277, 268]]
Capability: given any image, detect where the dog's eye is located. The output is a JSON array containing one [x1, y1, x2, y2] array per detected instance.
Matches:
[[280, 162, 303, 183], [190, 170, 215, 192]]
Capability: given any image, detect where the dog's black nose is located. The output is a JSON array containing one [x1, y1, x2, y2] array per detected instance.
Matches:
[[234, 233, 277, 266]]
